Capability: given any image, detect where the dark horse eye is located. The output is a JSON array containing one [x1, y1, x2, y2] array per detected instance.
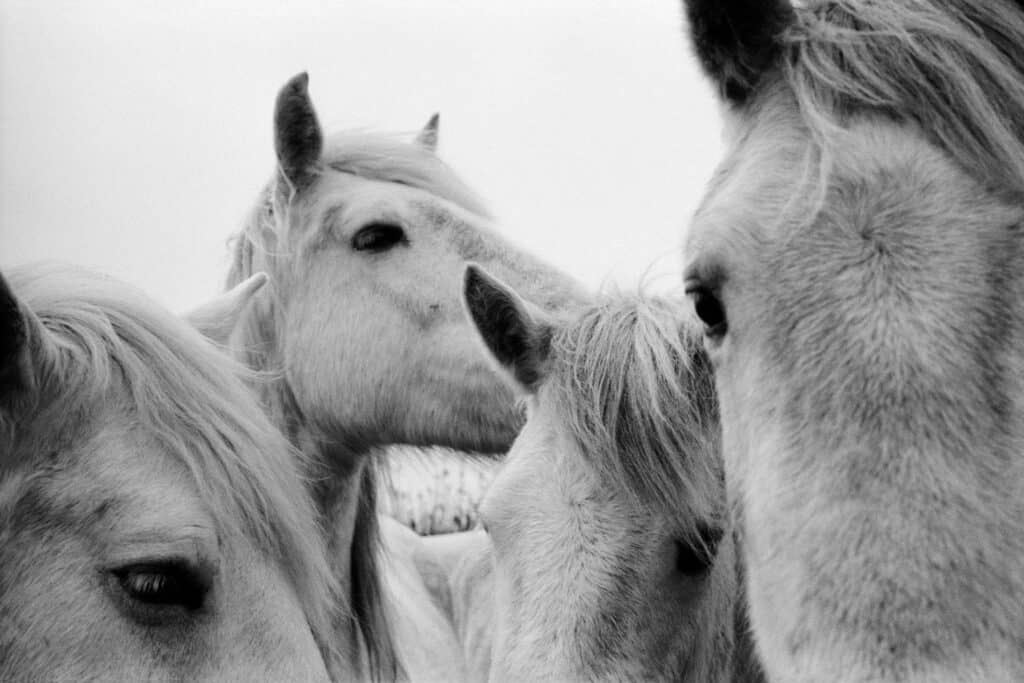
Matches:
[[687, 287, 728, 339], [351, 223, 407, 253], [675, 524, 724, 577], [113, 562, 211, 612]]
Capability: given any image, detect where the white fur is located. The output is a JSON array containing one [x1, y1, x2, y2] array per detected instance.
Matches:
[[224, 79, 589, 680], [687, 79, 1024, 683], [1, 264, 339, 680], [462, 283, 740, 682]]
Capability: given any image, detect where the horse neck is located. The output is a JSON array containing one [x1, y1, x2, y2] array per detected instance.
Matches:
[[276, 404, 398, 680], [232, 297, 399, 679]]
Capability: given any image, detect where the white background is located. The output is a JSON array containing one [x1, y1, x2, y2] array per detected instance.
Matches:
[[0, 0, 722, 311]]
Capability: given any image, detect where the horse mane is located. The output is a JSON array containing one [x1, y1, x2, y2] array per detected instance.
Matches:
[[782, 0, 1024, 200], [2, 263, 342, 672], [544, 293, 722, 539], [223, 128, 491, 681]]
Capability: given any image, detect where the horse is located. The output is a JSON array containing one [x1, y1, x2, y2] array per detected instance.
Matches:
[[680, 1, 1024, 680], [0, 263, 341, 680], [457, 264, 739, 681], [224, 72, 587, 679]]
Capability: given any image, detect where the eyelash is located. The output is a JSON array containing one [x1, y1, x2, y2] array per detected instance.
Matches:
[[111, 560, 211, 614], [351, 223, 407, 252]]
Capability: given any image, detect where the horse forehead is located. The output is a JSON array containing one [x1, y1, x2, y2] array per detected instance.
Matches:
[[687, 104, 809, 263], [23, 417, 212, 539], [765, 121, 1019, 290], [306, 173, 412, 220], [710, 115, 1024, 438], [691, 92, 893, 255], [691, 112, 1020, 269], [304, 172, 486, 240]]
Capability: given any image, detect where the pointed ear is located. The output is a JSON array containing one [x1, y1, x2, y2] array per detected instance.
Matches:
[[184, 273, 268, 346], [0, 272, 51, 410], [274, 72, 323, 193], [415, 113, 440, 151], [462, 264, 553, 393], [683, 0, 795, 104]]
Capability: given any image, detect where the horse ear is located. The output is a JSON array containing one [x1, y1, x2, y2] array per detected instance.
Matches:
[[415, 113, 440, 151], [682, 0, 795, 104], [462, 264, 553, 393], [274, 72, 323, 193], [0, 272, 49, 409], [184, 273, 267, 346]]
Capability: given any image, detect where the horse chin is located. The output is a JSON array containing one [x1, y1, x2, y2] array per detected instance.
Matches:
[[447, 422, 521, 456], [413, 368, 526, 453], [458, 388, 526, 453], [311, 395, 522, 458], [406, 408, 522, 456]]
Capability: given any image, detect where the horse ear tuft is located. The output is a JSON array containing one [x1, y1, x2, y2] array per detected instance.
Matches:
[[274, 72, 323, 193], [462, 264, 553, 392], [415, 113, 440, 151], [682, 0, 795, 104]]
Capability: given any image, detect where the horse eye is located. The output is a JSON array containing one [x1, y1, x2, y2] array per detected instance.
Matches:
[[687, 286, 728, 339], [675, 524, 724, 577], [675, 540, 713, 576], [351, 223, 407, 253], [112, 562, 211, 612]]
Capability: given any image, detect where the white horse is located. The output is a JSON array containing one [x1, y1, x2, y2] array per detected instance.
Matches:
[[375, 522, 495, 680], [453, 264, 741, 681], [223, 73, 587, 679], [0, 264, 340, 680], [682, 0, 1024, 681]]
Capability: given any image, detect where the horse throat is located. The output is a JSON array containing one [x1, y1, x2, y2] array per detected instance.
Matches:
[[301, 429, 400, 680], [312, 447, 364, 603]]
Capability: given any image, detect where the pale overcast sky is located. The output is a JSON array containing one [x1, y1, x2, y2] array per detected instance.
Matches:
[[0, 0, 722, 311]]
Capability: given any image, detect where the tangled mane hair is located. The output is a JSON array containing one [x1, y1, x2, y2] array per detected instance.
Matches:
[[543, 293, 723, 540], [0, 263, 342, 673], [223, 128, 494, 681], [779, 0, 1024, 201]]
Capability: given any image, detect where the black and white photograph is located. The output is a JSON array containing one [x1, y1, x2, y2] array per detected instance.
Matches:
[[2, 1, 1023, 681]]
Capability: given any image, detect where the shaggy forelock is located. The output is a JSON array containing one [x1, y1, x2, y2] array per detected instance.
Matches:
[[2, 263, 341, 670], [781, 0, 1024, 202], [544, 293, 723, 537], [322, 131, 491, 218]]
